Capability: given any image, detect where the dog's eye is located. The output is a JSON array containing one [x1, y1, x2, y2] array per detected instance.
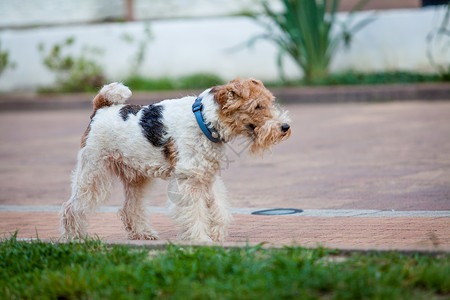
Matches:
[[255, 104, 264, 110]]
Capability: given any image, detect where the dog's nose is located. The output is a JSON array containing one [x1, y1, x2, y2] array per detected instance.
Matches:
[[281, 123, 290, 132]]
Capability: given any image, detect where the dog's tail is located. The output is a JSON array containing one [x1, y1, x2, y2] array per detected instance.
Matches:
[[93, 82, 132, 111]]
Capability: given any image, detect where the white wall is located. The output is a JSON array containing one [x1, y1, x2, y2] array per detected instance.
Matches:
[[331, 7, 449, 73], [0, 6, 448, 92], [0, 0, 263, 28]]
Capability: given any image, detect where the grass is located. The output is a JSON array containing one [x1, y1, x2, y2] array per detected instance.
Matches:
[[304, 71, 445, 86], [37, 71, 447, 94], [1, 234, 449, 299], [124, 73, 224, 91], [266, 71, 447, 87], [124, 71, 447, 92]]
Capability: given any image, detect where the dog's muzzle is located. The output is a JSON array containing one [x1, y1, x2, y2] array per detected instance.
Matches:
[[281, 123, 290, 133]]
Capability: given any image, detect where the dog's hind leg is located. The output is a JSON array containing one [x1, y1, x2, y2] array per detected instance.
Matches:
[[207, 176, 233, 242], [168, 176, 213, 242], [118, 177, 159, 240], [60, 150, 114, 240]]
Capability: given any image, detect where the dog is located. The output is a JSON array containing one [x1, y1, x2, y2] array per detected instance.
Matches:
[[60, 78, 291, 242]]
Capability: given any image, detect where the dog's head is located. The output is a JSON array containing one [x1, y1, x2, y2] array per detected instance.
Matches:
[[212, 78, 291, 155]]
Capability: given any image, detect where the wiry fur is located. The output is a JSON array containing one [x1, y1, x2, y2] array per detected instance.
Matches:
[[60, 78, 291, 242]]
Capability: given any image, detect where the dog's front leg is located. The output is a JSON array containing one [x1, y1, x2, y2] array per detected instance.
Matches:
[[168, 176, 213, 242], [207, 176, 233, 242]]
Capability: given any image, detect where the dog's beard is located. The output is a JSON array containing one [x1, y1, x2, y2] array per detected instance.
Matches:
[[248, 120, 291, 156]]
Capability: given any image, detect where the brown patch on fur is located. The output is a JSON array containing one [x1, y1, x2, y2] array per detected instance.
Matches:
[[81, 94, 113, 148], [80, 109, 100, 148], [105, 153, 144, 184], [212, 78, 291, 154], [80, 124, 90, 148], [213, 78, 275, 136], [212, 77, 269, 108], [163, 138, 178, 168], [93, 94, 113, 112]]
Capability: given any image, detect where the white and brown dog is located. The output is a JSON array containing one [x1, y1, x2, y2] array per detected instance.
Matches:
[[60, 78, 291, 242]]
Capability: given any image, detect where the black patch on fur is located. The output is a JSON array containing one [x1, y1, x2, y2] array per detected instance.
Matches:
[[120, 104, 142, 121], [139, 105, 167, 147]]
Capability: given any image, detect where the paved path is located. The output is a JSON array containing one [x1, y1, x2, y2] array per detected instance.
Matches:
[[1, 100, 450, 251]]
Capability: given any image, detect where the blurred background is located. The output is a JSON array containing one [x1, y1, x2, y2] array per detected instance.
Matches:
[[0, 0, 449, 93]]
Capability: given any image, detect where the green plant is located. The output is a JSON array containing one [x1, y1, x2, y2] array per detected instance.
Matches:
[[125, 73, 224, 91], [38, 37, 105, 93], [0, 41, 16, 77], [176, 73, 224, 89], [303, 71, 442, 86], [122, 23, 153, 76], [1, 234, 450, 299], [250, 0, 375, 83]]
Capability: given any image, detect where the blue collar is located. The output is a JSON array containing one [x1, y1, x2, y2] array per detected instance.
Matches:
[[192, 96, 221, 143]]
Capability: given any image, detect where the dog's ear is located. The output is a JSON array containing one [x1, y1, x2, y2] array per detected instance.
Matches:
[[227, 79, 246, 98], [213, 78, 249, 107], [249, 78, 263, 86]]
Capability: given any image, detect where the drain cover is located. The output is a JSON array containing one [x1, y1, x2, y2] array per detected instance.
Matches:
[[251, 208, 303, 215]]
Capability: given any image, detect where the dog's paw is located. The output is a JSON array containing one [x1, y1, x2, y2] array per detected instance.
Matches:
[[180, 234, 213, 243], [127, 231, 159, 240], [210, 233, 226, 243], [209, 229, 227, 243]]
